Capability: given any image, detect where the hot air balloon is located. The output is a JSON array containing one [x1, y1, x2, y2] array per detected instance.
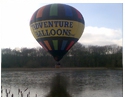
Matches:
[[30, 3, 85, 64]]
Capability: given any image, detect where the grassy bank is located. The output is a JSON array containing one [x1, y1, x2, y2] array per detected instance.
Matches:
[[1, 67, 122, 71]]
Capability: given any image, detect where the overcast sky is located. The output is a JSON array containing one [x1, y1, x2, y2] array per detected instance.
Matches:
[[0, 0, 123, 49]]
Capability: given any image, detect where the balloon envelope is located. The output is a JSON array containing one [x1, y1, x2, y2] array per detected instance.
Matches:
[[30, 3, 85, 61]]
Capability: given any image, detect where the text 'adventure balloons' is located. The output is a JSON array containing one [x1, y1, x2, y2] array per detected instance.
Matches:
[[30, 3, 85, 62]]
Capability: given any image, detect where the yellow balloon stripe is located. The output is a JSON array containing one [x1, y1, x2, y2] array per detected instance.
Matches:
[[30, 20, 84, 39]]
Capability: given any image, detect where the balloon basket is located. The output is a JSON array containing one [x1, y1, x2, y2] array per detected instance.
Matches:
[[55, 62, 61, 68]]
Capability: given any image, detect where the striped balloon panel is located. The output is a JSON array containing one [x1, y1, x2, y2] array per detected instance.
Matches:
[[30, 4, 84, 24], [37, 37, 77, 61], [37, 37, 77, 51]]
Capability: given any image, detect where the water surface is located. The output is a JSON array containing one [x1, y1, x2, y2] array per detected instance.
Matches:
[[1, 69, 123, 97]]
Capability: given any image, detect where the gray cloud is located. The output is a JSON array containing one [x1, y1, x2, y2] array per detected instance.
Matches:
[[78, 26, 122, 46]]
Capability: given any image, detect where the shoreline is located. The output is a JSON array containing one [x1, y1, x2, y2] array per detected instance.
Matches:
[[1, 67, 123, 71]]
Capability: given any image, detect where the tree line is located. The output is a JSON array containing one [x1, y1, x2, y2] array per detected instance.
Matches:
[[1, 43, 123, 69]]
